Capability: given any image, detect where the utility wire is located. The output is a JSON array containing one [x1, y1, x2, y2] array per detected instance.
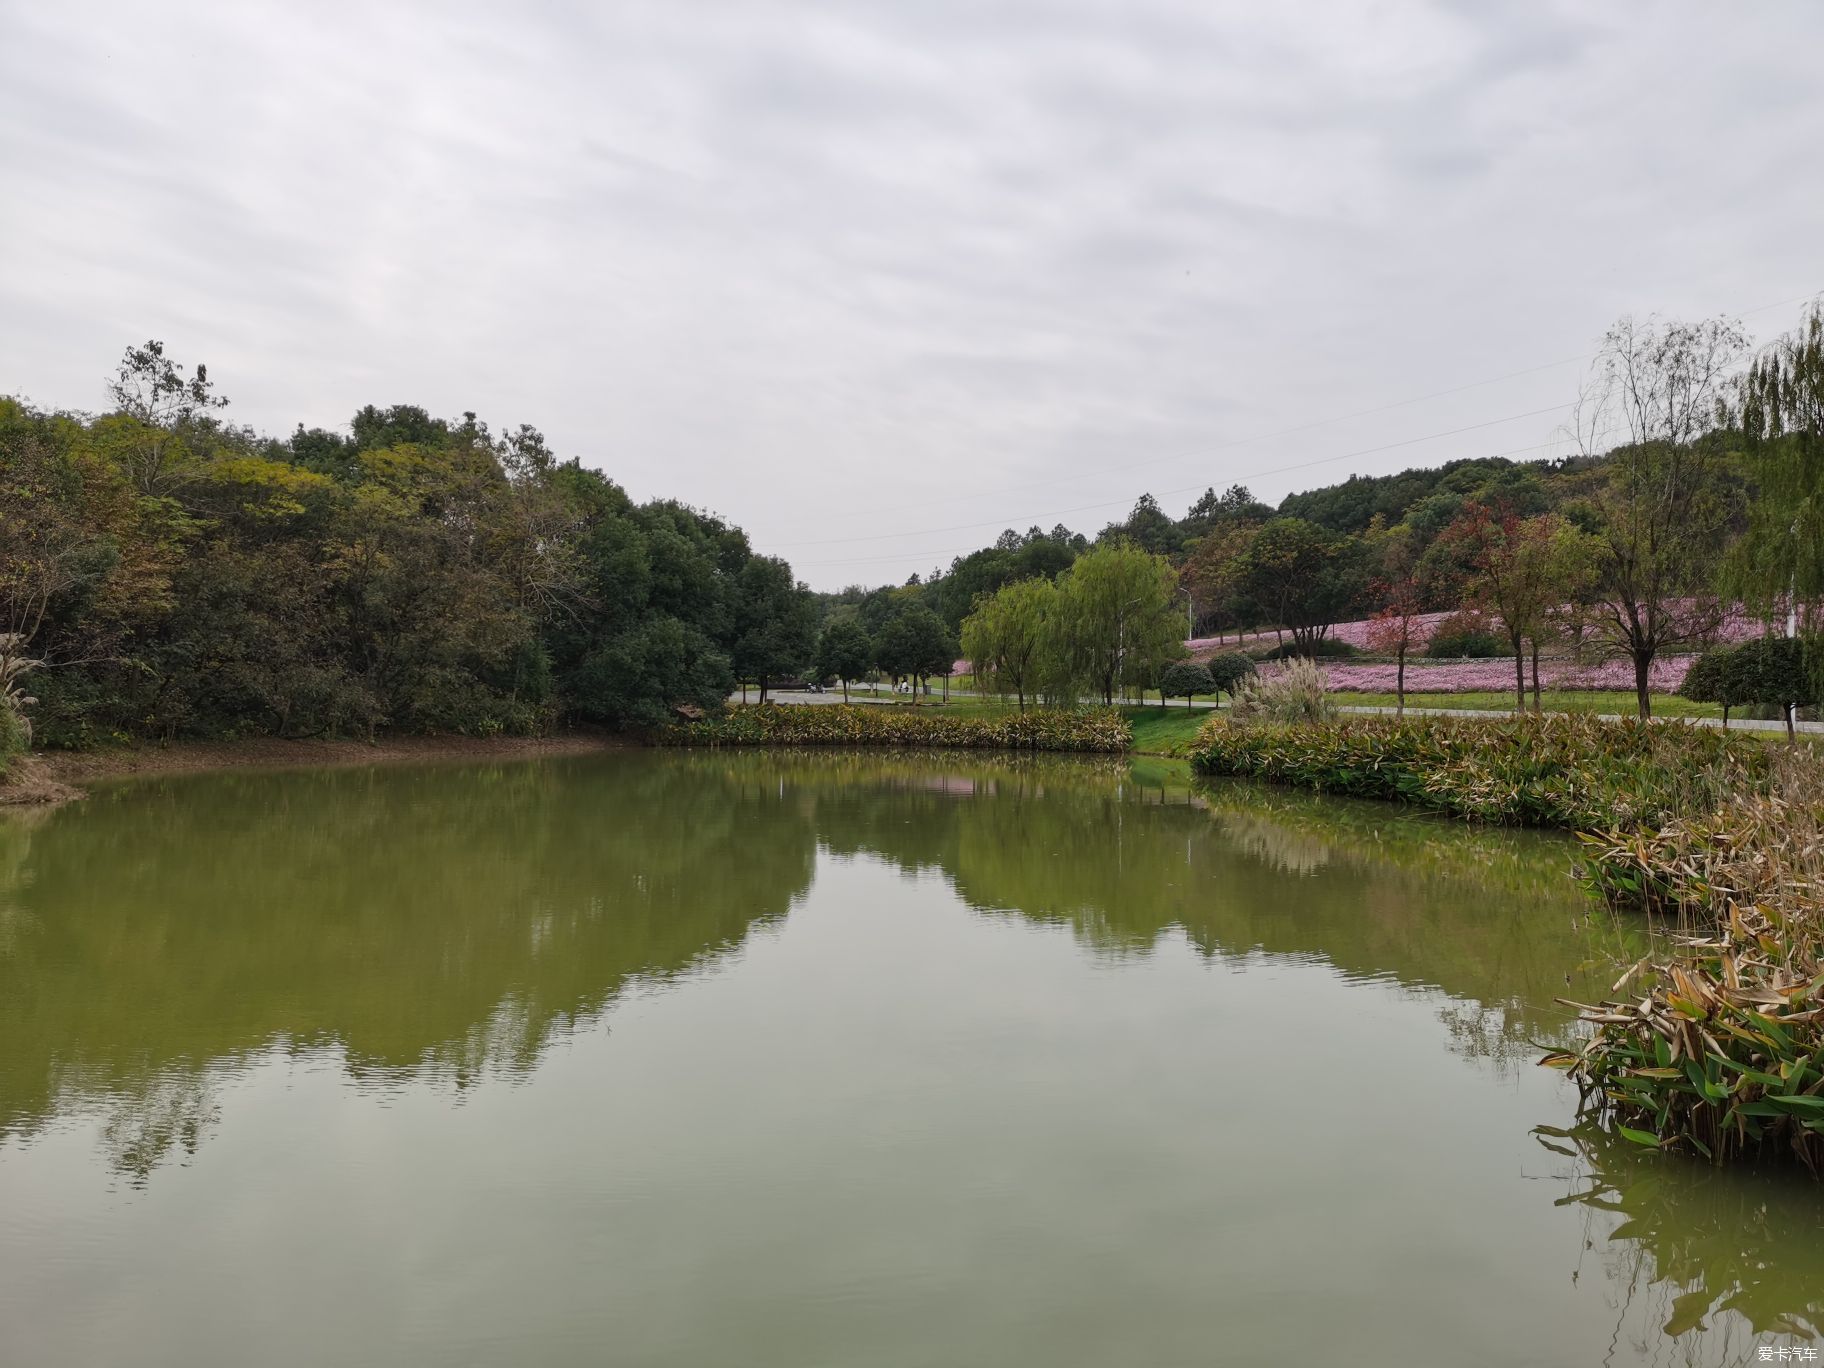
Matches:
[[764, 285, 1822, 565], [794, 433, 1580, 566], [775, 402, 1570, 550]]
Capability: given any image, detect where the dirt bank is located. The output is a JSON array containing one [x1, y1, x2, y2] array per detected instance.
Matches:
[[1, 732, 629, 807]]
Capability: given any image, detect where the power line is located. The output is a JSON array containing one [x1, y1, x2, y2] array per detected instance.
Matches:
[[765, 285, 1823, 562], [794, 433, 1580, 566], [773, 402, 1570, 550], [782, 353, 1590, 526]]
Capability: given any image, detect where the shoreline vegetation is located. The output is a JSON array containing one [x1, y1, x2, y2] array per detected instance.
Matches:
[[0, 732, 627, 806], [1190, 713, 1824, 1171], [659, 704, 1133, 752]]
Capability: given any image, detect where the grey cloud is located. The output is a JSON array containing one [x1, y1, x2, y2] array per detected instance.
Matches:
[[3, 0, 1820, 587]]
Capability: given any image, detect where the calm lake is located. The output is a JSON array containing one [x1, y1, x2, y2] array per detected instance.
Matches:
[[2, 749, 1821, 1366]]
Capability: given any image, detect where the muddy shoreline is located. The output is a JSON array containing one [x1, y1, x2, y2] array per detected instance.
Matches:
[[0, 732, 631, 807]]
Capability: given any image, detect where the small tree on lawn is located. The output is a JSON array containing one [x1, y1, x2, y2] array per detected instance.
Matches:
[[875, 604, 952, 705], [1677, 648, 1738, 727], [814, 617, 873, 703], [1159, 661, 1214, 710], [1364, 522, 1447, 717], [1204, 652, 1256, 702], [1433, 505, 1597, 713], [1735, 635, 1816, 743]]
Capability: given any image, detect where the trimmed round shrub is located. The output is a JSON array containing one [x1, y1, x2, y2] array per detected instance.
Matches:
[[1158, 661, 1215, 704], [1204, 652, 1257, 697]]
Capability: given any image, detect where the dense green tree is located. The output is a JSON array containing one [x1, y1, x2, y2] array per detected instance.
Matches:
[[813, 617, 874, 701], [1203, 652, 1256, 698], [732, 556, 816, 703], [1, 342, 797, 745], [1277, 458, 1540, 536], [1099, 493, 1179, 555], [1733, 635, 1816, 742], [1158, 661, 1214, 709], [1234, 518, 1366, 654], [873, 604, 954, 702], [1683, 636, 1816, 741], [1678, 646, 1753, 728]]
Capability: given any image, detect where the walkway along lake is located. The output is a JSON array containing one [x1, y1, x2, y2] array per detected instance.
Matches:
[[2, 750, 1821, 1365]]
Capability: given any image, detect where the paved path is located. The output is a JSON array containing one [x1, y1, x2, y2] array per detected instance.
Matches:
[[740, 689, 1822, 734]]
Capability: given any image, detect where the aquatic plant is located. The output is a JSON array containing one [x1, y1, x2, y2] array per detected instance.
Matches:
[[1547, 759, 1824, 1169]]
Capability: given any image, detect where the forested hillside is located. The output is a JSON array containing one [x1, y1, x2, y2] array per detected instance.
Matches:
[[823, 308, 1823, 718], [1, 343, 817, 748]]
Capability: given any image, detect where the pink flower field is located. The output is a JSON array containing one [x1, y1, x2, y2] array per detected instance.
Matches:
[[1298, 654, 1695, 694], [953, 599, 1786, 688], [1187, 600, 1776, 657]]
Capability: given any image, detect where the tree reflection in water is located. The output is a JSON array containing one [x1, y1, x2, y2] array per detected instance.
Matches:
[[1536, 1124, 1824, 1362]]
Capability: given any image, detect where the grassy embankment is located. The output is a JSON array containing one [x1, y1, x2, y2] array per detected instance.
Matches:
[[659, 704, 1132, 752], [1190, 713, 1824, 1170], [713, 698, 1210, 755]]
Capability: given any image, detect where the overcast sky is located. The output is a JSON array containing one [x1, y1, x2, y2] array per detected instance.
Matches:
[[4, 1, 1820, 589]]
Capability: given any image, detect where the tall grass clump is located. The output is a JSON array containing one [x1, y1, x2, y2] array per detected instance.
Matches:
[[659, 704, 1131, 753], [0, 633, 38, 780], [1228, 657, 1335, 725], [0, 704, 21, 780], [1545, 751, 1824, 1170]]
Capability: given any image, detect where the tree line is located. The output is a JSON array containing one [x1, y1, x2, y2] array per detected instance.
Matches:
[[848, 305, 1824, 719], [5, 302, 1820, 751], [1, 342, 824, 748]]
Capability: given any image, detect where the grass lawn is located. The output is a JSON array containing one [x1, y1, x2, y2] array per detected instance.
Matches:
[[1329, 689, 1723, 720], [1120, 706, 1212, 754]]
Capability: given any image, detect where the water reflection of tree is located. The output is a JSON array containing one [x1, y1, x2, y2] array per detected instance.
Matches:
[[0, 754, 816, 1177], [2, 749, 1654, 1182], [1536, 1125, 1824, 1362], [678, 751, 1638, 1066]]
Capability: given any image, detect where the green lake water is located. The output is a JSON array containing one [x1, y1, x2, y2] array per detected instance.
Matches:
[[2, 749, 1821, 1366]]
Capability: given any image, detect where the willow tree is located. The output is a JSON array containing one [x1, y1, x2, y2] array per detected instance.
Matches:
[[1730, 302, 1824, 648], [961, 576, 1055, 711], [1056, 542, 1185, 706]]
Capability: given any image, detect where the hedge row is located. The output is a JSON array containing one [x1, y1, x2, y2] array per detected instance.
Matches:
[[659, 704, 1132, 752]]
